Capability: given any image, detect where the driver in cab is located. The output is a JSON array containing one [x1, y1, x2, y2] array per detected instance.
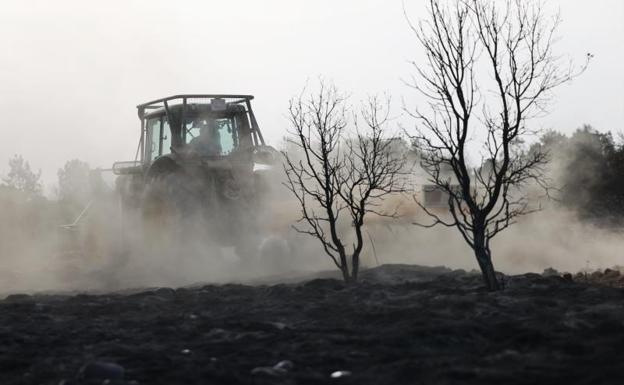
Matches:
[[188, 119, 222, 156]]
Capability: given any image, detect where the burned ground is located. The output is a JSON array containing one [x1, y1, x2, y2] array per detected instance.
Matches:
[[1, 264, 623, 385]]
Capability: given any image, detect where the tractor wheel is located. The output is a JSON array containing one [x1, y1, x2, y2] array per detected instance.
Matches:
[[230, 202, 263, 261], [142, 169, 220, 259], [141, 172, 184, 254], [259, 235, 292, 268]]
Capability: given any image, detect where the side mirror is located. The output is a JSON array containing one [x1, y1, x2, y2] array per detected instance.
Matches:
[[112, 161, 143, 175]]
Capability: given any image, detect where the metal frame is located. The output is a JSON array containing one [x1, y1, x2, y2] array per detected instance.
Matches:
[[137, 94, 254, 120], [136, 94, 265, 162], [135, 94, 264, 163]]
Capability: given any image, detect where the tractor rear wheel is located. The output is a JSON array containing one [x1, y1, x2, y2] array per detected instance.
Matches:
[[141, 172, 182, 254]]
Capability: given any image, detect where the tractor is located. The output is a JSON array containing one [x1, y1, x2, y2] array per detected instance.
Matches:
[[113, 95, 279, 259]]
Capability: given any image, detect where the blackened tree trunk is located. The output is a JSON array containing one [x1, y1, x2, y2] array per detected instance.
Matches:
[[339, 256, 352, 284], [473, 230, 500, 291]]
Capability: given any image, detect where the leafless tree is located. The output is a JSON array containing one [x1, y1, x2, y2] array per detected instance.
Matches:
[[407, 0, 590, 290], [283, 82, 405, 283]]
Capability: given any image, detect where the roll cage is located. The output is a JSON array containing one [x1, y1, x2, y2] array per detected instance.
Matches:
[[135, 95, 266, 163]]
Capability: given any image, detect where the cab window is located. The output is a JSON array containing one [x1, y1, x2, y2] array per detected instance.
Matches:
[[147, 116, 172, 160], [147, 117, 161, 161], [161, 119, 172, 156], [184, 117, 237, 155]]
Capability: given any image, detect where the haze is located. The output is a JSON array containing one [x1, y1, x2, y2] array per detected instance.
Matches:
[[1, 0, 622, 190]]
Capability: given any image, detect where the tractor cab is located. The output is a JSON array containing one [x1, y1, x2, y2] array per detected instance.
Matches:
[[113, 95, 270, 175], [141, 95, 265, 162]]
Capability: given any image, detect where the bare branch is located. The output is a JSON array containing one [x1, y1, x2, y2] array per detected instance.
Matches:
[[407, 0, 588, 291], [283, 82, 407, 283]]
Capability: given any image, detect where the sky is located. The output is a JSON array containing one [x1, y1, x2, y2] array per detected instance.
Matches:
[[0, 0, 622, 191]]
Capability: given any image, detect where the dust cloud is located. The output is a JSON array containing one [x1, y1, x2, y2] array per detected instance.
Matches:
[[0, 163, 334, 295], [361, 204, 624, 275], [0, 142, 623, 296]]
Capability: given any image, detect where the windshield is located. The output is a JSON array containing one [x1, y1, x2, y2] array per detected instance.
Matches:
[[185, 116, 237, 156]]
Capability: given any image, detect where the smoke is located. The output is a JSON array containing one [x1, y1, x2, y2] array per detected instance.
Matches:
[[1, 132, 623, 297], [359, 202, 624, 275], [0, 161, 337, 296]]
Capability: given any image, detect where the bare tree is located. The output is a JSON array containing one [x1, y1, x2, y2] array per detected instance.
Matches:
[[407, 0, 589, 290], [283, 82, 405, 283]]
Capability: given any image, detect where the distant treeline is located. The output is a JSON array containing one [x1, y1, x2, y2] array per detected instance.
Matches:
[[1, 124, 623, 230], [531, 125, 624, 226], [0, 157, 111, 260]]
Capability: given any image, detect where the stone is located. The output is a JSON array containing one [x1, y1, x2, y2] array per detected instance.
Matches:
[[604, 268, 620, 278], [330, 370, 352, 379], [251, 360, 294, 377], [542, 267, 559, 277], [251, 366, 283, 377], [78, 361, 125, 381], [4, 294, 32, 302], [273, 360, 294, 373], [154, 287, 175, 297]]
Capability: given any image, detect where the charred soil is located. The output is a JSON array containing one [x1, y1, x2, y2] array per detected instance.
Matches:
[[1, 264, 623, 385]]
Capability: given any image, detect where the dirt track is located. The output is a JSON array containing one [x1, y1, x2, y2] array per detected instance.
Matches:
[[1, 264, 623, 385]]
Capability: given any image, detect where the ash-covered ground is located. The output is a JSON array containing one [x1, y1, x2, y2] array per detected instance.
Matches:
[[1, 264, 623, 385]]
